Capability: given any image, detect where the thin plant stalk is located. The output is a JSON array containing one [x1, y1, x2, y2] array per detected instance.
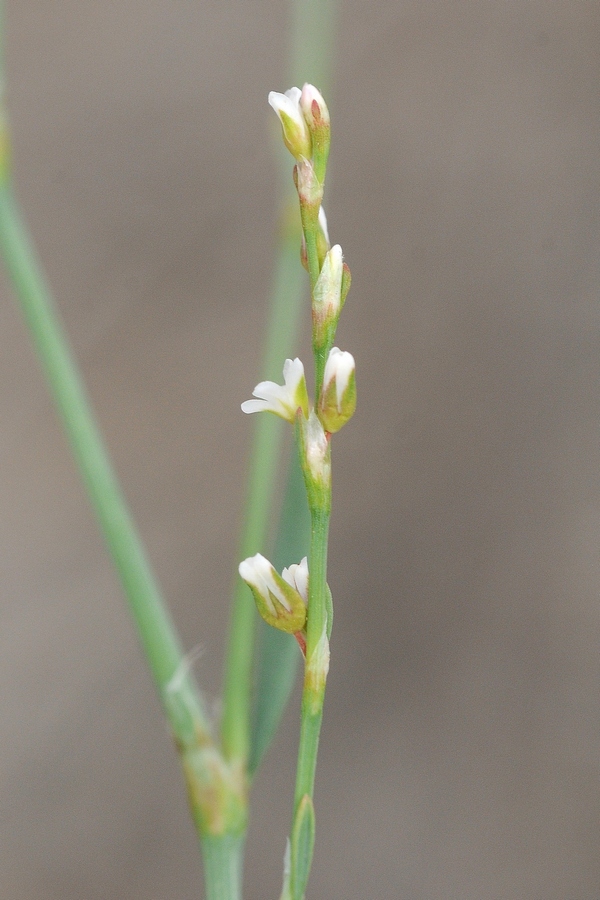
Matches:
[[221, 0, 337, 776], [240, 82, 353, 900], [0, 10, 246, 898], [0, 184, 206, 714]]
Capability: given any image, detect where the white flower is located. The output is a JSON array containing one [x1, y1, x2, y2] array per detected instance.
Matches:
[[239, 553, 291, 615], [239, 553, 307, 633], [268, 87, 312, 160], [282, 556, 309, 604], [300, 83, 330, 131], [318, 348, 356, 434], [323, 348, 355, 410], [241, 357, 309, 422]]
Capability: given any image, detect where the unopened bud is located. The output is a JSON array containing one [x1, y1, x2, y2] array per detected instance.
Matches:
[[299, 84, 330, 179], [268, 87, 312, 161], [299, 84, 330, 133], [298, 411, 331, 505], [295, 158, 323, 208], [312, 244, 343, 347], [318, 347, 356, 433], [239, 553, 307, 633]]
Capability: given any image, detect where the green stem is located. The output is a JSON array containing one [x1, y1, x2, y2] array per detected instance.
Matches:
[[304, 224, 320, 292], [294, 505, 330, 807], [305, 507, 330, 656], [0, 177, 249, 898], [313, 346, 327, 403], [201, 834, 245, 900], [221, 0, 337, 780], [0, 184, 207, 730], [0, 11, 247, 896]]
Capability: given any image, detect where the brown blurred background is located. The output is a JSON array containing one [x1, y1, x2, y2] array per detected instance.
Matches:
[[1, 2, 600, 898]]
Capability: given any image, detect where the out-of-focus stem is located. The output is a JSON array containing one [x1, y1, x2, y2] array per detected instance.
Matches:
[[0, 183, 208, 735]]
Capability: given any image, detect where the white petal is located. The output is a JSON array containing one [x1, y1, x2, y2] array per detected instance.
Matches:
[[296, 557, 309, 600], [285, 86, 302, 105], [281, 556, 309, 603], [322, 346, 340, 390], [282, 357, 304, 391], [239, 553, 278, 614], [318, 206, 329, 244], [241, 398, 270, 414], [251, 380, 287, 405], [323, 347, 355, 410], [268, 88, 303, 127], [241, 359, 307, 421]]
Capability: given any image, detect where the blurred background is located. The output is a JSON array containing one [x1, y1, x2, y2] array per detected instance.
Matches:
[[1, 2, 600, 897]]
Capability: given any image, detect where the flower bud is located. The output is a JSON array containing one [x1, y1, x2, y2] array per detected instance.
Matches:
[[241, 357, 309, 423], [318, 347, 356, 433], [298, 411, 331, 506], [312, 244, 343, 348], [268, 87, 312, 161], [239, 553, 307, 633], [299, 84, 330, 179], [295, 158, 323, 209], [299, 84, 330, 133]]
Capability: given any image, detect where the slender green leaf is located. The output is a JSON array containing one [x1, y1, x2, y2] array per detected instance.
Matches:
[[290, 794, 316, 900]]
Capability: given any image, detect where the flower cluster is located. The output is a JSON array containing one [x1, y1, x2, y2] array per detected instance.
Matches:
[[238, 85, 356, 650], [267, 84, 330, 163], [241, 347, 354, 433]]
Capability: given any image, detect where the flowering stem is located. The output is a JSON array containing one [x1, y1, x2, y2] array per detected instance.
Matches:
[[222, 0, 337, 782]]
